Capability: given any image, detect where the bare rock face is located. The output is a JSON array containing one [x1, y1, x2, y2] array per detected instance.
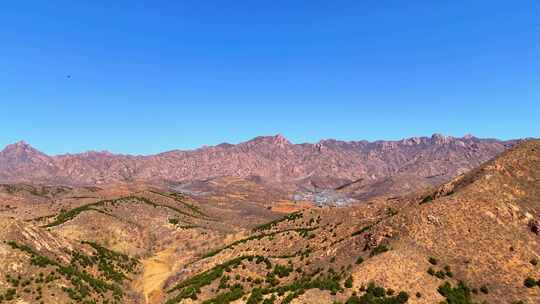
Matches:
[[0, 134, 514, 187]]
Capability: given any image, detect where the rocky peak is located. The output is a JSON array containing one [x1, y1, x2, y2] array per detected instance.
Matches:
[[247, 134, 292, 148], [0, 141, 48, 161], [0, 141, 55, 175], [400, 137, 423, 146], [3, 140, 32, 151], [272, 134, 290, 146], [431, 133, 451, 145]]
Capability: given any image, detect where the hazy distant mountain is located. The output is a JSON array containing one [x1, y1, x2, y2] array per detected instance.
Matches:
[[0, 134, 514, 191]]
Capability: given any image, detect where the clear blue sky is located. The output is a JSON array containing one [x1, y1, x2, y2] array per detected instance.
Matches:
[[1, 1, 539, 155]]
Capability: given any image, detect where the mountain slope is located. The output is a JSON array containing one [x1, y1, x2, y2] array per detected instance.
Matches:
[[158, 139, 540, 304], [345, 139, 540, 303]]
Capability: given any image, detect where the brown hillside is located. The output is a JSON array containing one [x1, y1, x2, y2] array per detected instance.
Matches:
[[359, 139, 540, 304]]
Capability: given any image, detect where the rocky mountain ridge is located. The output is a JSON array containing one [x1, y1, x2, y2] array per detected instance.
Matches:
[[0, 134, 514, 187]]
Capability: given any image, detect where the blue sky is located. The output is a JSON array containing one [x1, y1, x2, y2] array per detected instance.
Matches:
[[1, 1, 539, 155]]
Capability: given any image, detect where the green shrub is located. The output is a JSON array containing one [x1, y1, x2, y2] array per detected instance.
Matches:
[[166, 256, 270, 303], [479, 285, 488, 294], [370, 245, 390, 257], [524, 277, 537, 288], [435, 270, 447, 279], [246, 288, 263, 304], [345, 295, 361, 304], [396, 292, 409, 303], [218, 275, 230, 289], [273, 264, 293, 278], [444, 266, 453, 277], [262, 295, 276, 304], [151, 191, 208, 217], [368, 283, 385, 297], [344, 276, 353, 288], [420, 195, 433, 204], [438, 281, 477, 304], [253, 212, 303, 232], [345, 282, 409, 304], [265, 272, 278, 287], [351, 225, 373, 237], [203, 227, 315, 258], [4, 289, 17, 301], [202, 284, 243, 304]]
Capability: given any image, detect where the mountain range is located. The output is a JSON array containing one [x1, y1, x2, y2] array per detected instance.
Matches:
[[0, 134, 514, 190]]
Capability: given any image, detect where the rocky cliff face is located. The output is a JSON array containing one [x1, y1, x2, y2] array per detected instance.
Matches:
[[0, 134, 514, 186]]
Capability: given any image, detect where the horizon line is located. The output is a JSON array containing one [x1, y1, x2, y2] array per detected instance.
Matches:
[[2, 132, 518, 157]]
